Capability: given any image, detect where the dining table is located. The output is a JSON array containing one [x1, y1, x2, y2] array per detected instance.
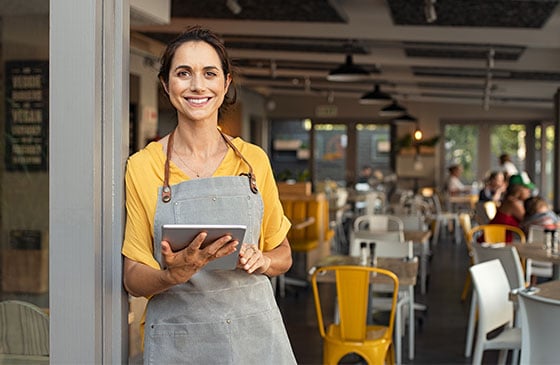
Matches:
[[353, 229, 432, 294], [512, 242, 560, 280]]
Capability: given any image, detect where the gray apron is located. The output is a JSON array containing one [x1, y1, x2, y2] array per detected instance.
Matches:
[[143, 130, 296, 365]]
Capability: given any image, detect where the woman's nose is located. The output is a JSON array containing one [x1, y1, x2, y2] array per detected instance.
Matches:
[[190, 73, 205, 91]]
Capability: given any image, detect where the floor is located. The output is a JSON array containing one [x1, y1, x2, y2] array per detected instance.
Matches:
[[276, 228, 504, 365]]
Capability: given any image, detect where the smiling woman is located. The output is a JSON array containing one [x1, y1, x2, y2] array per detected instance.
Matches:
[[121, 26, 297, 364]]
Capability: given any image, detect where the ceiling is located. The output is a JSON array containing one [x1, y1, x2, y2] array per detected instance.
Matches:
[[131, 0, 560, 109]]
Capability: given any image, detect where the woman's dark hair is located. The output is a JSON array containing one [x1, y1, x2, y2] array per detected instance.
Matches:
[[158, 25, 237, 120]]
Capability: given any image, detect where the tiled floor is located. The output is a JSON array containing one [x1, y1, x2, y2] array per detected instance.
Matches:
[[276, 230, 505, 365]]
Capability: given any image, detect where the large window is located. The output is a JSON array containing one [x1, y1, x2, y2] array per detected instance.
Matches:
[[356, 123, 391, 177], [1, 4, 49, 308], [313, 123, 347, 185]]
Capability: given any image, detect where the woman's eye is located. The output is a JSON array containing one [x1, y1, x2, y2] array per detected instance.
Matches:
[[178, 70, 191, 78], [206, 71, 218, 77]]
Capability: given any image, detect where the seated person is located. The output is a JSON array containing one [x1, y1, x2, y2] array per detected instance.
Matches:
[[520, 196, 560, 233], [478, 170, 506, 203], [489, 182, 532, 242], [446, 164, 470, 195]]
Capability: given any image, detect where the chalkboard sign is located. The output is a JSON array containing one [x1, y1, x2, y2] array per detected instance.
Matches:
[[5, 60, 49, 171]]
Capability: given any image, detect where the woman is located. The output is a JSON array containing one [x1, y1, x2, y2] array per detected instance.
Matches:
[[478, 170, 506, 203], [122, 26, 296, 364], [489, 183, 532, 242]]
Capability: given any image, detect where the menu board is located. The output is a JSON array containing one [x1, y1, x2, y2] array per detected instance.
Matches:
[[5, 61, 49, 171]]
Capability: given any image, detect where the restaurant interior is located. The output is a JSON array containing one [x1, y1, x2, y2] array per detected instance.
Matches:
[[1, 0, 560, 364]]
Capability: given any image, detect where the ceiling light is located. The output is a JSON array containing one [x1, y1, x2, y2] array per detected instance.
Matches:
[[327, 54, 370, 82], [413, 126, 423, 141], [226, 0, 242, 15], [359, 84, 392, 105], [379, 100, 407, 117], [392, 113, 418, 123]]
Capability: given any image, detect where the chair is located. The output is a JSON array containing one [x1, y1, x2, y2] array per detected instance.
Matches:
[[474, 201, 497, 225], [355, 239, 415, 364], [525, 225, 554, 283], [277, 194, 334, 296], [311, 265, 399, 365], [458, 213, 473, 302], [422, 188, 461, 246], [518, 288, 560, 365], [465, 244, 526, 360], [461, 224, 526, 302], [0, 300, 49, 363], [353, 214, 404, 233], [469, 260, 521, 365], [468, 224, 526, 244]]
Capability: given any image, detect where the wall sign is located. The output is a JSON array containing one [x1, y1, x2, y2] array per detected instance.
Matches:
[[5, 60, 49, 171]]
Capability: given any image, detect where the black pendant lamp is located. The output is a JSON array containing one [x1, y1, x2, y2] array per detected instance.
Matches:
[[379, 100, 407, 117], [392, 113, 418, 123], [327, 54, 370, 82], [359, 84, 392, 105]]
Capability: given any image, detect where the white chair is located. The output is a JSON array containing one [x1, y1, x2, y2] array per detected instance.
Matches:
[[518, 288, 560, 365], [357, 239, 415, 365], [465, 244, 525, 361], [353, 213, 404, 232], [525, 225, 554, 283], [469, 259, 521, 365], [0, 300, 49, 364], [393, 213, 427, 231], [350, 230, 405, 257]]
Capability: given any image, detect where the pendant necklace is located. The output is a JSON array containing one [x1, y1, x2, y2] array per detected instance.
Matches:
[[172, 145, 202, 178]]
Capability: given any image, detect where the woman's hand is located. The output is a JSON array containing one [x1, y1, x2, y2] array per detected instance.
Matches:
[[162, 232, 239, 284], [238, 243, 271, 274]]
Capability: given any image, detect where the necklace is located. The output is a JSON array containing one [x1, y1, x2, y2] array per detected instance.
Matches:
[[172, 145, 203, 178]]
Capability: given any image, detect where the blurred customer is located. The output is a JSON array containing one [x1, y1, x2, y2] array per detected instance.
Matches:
[[489, 176, 533, 242], [478, 170, 506, 203], [499, 153, 518, 180], [445, 164, 470, 195], [520, 196, 560, 233]]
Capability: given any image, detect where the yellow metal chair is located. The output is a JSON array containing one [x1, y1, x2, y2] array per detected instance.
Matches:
[[311, 265, 399, 365], [467, 224, 526, 245]]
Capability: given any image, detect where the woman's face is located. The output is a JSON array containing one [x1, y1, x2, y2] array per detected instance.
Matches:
[[165, 41, 231, 123]]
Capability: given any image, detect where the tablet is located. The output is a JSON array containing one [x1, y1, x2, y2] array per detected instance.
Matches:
[[161, 224, 247, 270]]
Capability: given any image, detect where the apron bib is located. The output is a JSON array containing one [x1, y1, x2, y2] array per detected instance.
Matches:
[[143, 130, 296, 365]]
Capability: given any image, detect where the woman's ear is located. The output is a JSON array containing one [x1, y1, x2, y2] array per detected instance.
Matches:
[[159, 77, 169, 95]]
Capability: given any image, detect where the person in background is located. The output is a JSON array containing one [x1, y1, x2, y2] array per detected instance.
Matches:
[[520, 196, 560, 233], [499, 153, 519, 180], [446, 164, 471, 195], [489, 176, 533, 242], [478, 170, 506, 203], [121, 26, 296, 364], [357, 165, 373, 184]]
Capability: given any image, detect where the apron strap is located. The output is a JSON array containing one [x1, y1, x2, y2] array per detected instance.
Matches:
[[161, 128, 258, 202], [219, 129, 259, 194], [161, 128, 174, 203]]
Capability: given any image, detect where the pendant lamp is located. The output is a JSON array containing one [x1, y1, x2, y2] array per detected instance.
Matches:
[[359, 84, 392, 105], [392, 113, 418, 123], [379, 100, 407, 117], [327, 54, 370, 82]]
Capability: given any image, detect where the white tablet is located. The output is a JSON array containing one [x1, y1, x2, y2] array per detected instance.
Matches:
[[161, 224, 247, 270]]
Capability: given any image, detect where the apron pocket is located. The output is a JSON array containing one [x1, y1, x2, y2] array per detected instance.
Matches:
[[145, 321, 233, 365]]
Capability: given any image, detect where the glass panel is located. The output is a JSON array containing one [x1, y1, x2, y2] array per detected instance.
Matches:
[[0, 0, 50, 360], [269, 119, 311, 182], [490, 124, 526, 174], [444, 124, 478, 183], [356, 123, 391, 179], [313, 123, 347, 186]]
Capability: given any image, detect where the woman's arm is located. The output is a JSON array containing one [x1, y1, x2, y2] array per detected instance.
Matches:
[[124, 234, 239, 297]]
